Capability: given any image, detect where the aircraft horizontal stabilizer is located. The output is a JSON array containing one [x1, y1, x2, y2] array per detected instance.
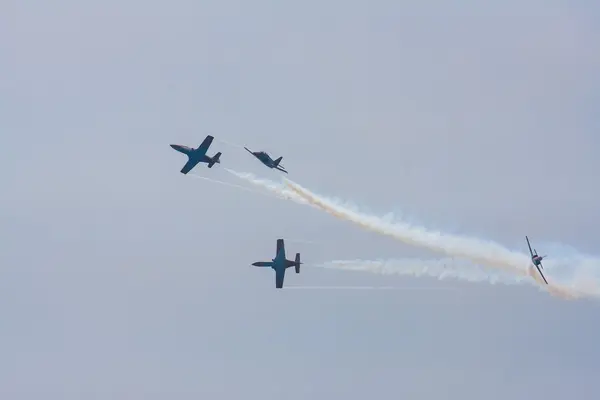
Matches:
[[208, 152, 222, 168], [295, 253, 301, 273]]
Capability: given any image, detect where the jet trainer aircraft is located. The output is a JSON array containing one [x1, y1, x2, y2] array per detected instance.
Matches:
[[525, 235, 548, 285], [252, 239, 301, 288], [244, 147, 288, 173], [170, 135, 222, 174]]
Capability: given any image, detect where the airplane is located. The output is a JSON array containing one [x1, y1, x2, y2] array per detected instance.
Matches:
[[525, 235, 548, 285], [170, 135, 222, 174], [244, 146, 288, 173], [251, 239, 301, 288]]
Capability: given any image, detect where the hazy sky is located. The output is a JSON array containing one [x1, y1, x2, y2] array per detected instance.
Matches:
[[3, 0, 600, 398]]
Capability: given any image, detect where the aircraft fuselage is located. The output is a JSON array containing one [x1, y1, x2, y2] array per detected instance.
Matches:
[[171, 143, 211, 164], [271, 258, 297, 269], [255, 152, 274, 166]]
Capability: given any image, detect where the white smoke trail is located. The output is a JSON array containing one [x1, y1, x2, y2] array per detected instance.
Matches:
[[215, 137, 246, 150], [227, 169, 530, 273], [285, 285, 457, 291], [283, 179, 600, 299], [225, 169, 600, 300], [318, 258, 532, 286], [314, 259, 581, 300], [225, 169, 310, 204], [285, 179, 529, 272], [189, 174, 278, 199], [191, 173, 327, 247]]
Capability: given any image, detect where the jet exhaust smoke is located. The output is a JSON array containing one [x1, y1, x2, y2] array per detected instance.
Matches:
[[189, 174, 275, 198], [225, 169, 600, 300], [318, 258, 522, 285], [314, 259, 580, 300], [285, 179, 529, 273], [225, 169, 309, 204], [283, 180, 600, 299], [285, 285, 457, 291], [215, 138, 246, 150]]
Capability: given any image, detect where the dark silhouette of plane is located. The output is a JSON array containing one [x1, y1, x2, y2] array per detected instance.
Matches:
[[526, 235, 548, 284], [170, 135, 221, 174], [252, 239, 301, 288], [244, 147, 287, 173]]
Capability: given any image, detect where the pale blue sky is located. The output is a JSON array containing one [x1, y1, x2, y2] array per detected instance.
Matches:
[[2, 0, 600, 398]]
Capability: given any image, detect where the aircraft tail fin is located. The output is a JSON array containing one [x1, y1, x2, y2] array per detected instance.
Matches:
[[208, 152, 222, 168], [274, 156, 282, 166], [295, 253, 301, 273]]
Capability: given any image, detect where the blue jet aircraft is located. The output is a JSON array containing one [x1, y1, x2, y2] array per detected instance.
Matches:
[[244, 147, 288, 173], [170, 135, 222, 174], [525, 235, 548, 284], [252, 239, 301, 288]]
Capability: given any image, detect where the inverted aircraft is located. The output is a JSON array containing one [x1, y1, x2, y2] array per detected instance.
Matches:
[[252, 239, 301, 288], [525, 235, 548, 285], [170, 135, 222, 174], [244, 147, 288, 173]]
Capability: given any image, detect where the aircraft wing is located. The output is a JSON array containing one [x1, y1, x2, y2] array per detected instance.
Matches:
[[275, 268, 285, 288], [534, 262, 548, 285], [275, 166, 288, 174], [197, 135, 214, 154], [276, 239, 285, 259], [180, 159, 200, 174], [525, 236, 534, 257]]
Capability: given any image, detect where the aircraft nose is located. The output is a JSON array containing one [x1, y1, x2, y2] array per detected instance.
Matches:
[[170, 144, 177, 149]]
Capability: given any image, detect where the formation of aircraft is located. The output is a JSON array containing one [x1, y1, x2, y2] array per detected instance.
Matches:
[[169, 134, 556, 289], [251, 239, 301, 288], [244, 147, 288, 174], [525, 236, 548, 285], [170, 137, 300, 287], [170, 135, 222, 174]]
